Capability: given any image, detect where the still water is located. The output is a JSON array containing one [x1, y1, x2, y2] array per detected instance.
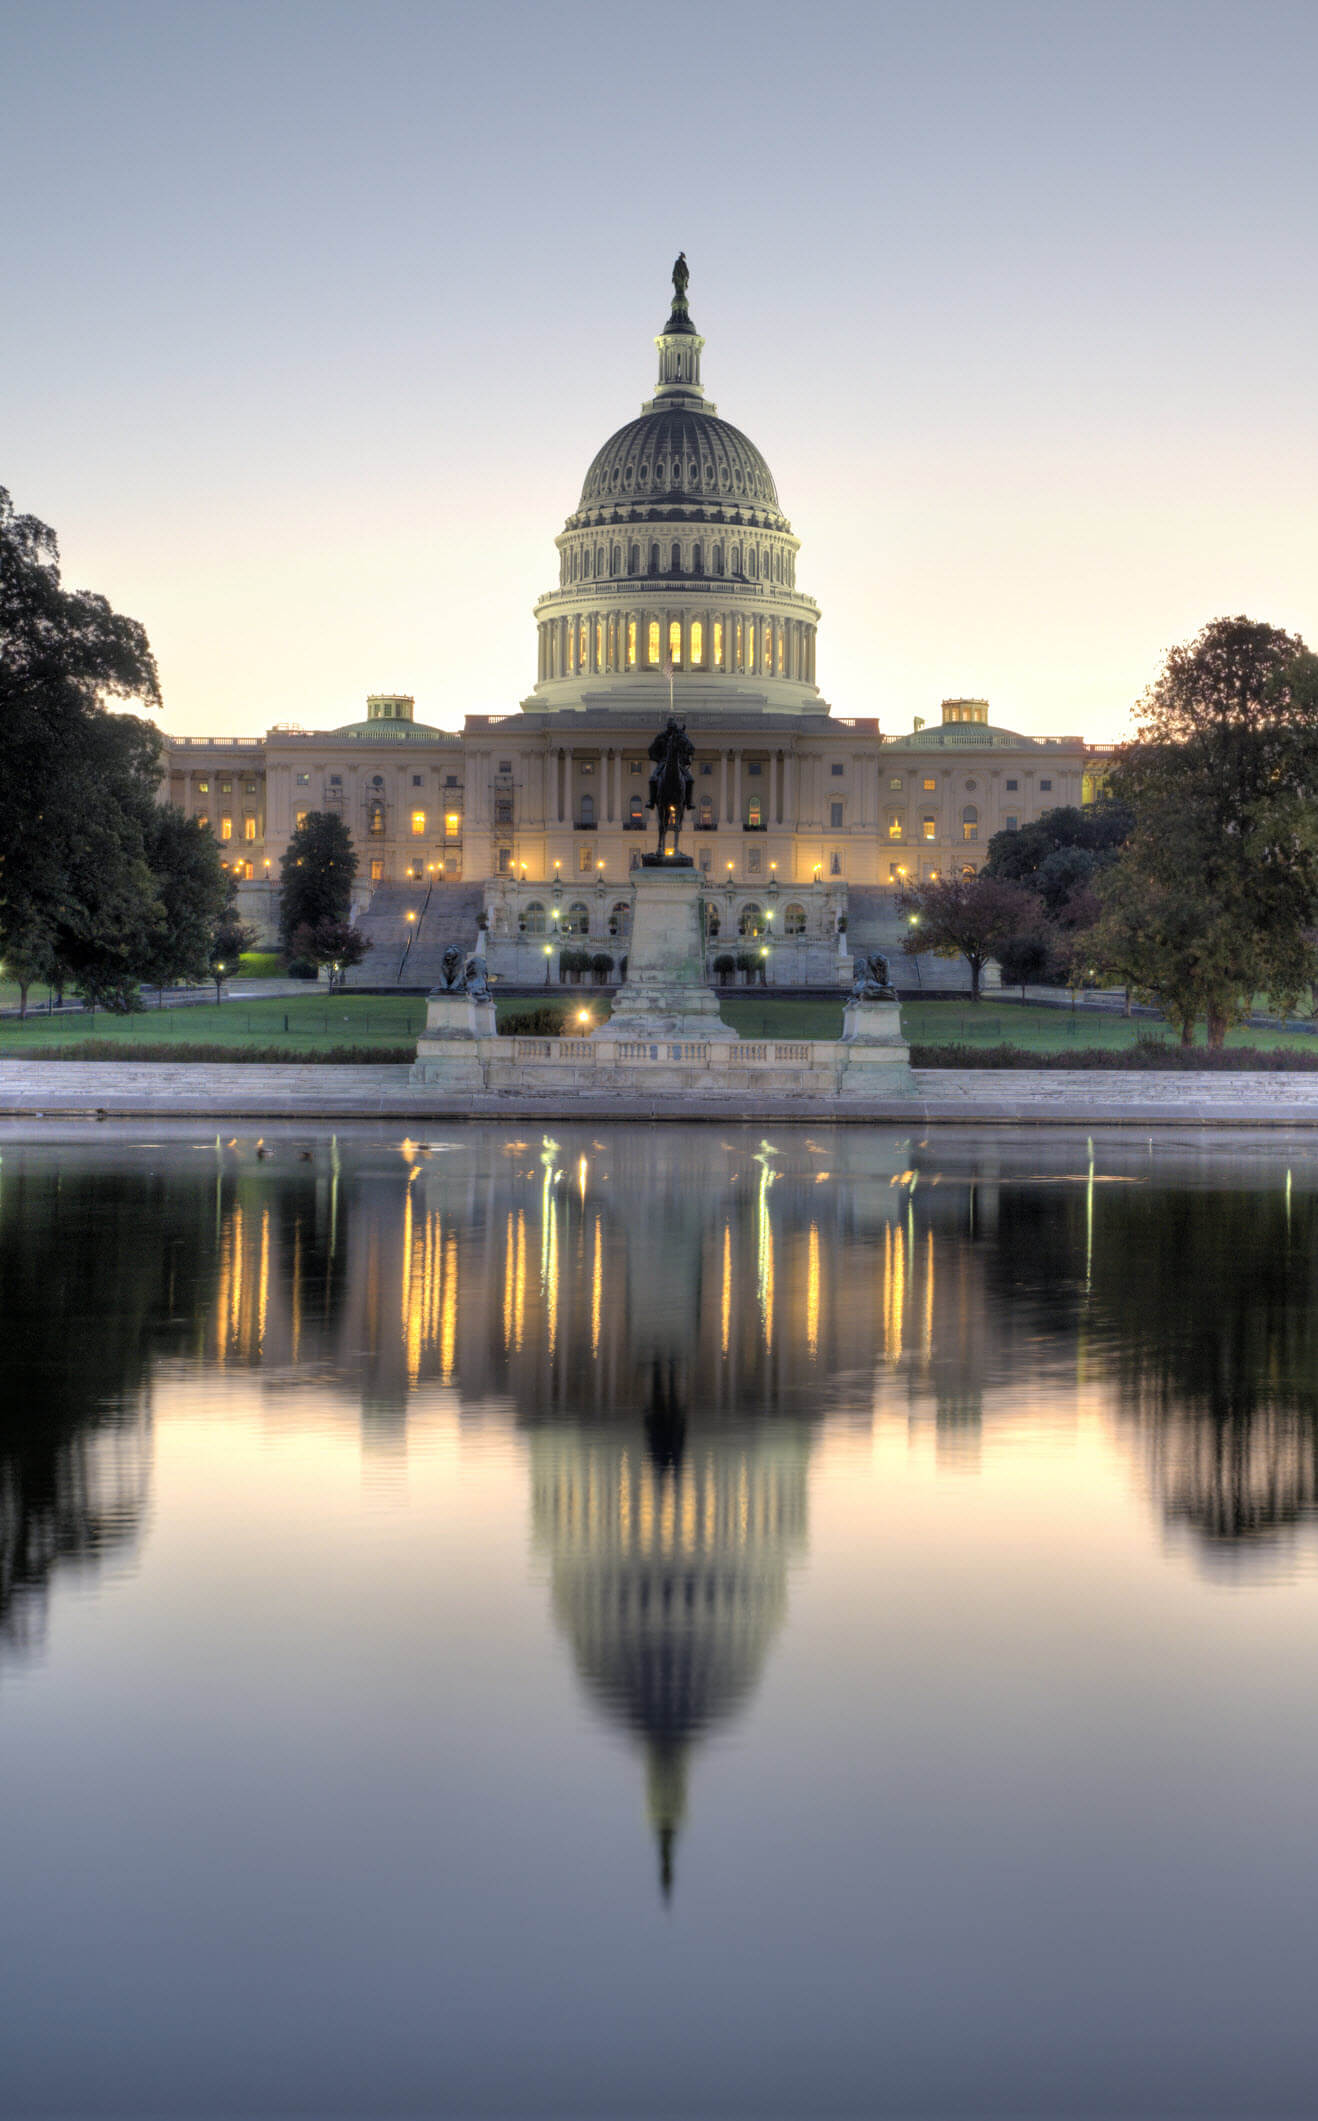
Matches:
[[3, 1121, 1318, 2119]]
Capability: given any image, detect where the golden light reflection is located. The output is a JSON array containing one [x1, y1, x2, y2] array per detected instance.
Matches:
[[503, 1211, 515, 1351], [806, 1222, 820, 1361], [721, 1221, 731, 1358], [441, 1232, 458, 1382], [591, 1214, 602, 1358], [514, 1210, 526, 1352]]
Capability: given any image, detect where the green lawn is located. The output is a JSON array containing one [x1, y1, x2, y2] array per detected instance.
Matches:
[[0, 993, 426, 1054], [902, 997, 1318, 1053], [719, 996, 845, 1039]]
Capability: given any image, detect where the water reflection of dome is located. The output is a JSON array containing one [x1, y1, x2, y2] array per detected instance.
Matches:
[[532, 1421, 809, 1897], [0, 1411, 150, 1654]]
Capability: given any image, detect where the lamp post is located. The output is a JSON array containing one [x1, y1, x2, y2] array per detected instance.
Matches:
[[543, 943, 553, 987]]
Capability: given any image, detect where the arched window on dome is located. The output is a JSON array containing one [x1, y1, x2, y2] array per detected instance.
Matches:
[[747, 621, 756, 670], [628, 543, 639, 575], [596, 546, 605, 576], [692, 541, 704, 575], [595, 618, 605, 670], [668, 619, 682, 668], [735, 617, 744, 670], [670, 541, 682, 575], [748, 548, 758, 579], [627, 618, 638, 668], [649, 542, 660, 574], [522, 902, 546, 935], [582, 549, 591, 578], [763, 626, 773, 674], [647, 620, 660, 666], [612, 544, 622, 575], [690, 619, 704, 667], [776, 628, 784, 676], [713, 542, 724, 576], [730, 542, 742, 575], [713, 618, 725, 670], [578, 620, 588, 670], [783, 902, 807, 936]]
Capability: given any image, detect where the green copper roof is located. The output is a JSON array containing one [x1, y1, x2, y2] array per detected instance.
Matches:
[[329, 718, 458, 743]]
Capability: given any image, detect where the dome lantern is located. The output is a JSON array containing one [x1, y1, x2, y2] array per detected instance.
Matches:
[[643, 251, 713, 415]]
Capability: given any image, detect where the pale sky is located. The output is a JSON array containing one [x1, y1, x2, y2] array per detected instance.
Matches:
[[3, 0, 1315, 745]]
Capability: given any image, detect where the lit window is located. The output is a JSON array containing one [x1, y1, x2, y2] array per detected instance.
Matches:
[[962, 801, 978, 841], [713, 619, 724, 669], [197, 778, 209, 794], [747, 622, 756, 668], [735, 617, 744, 668], [296, 810, 308, 829], [243, 817, 257, 841], [747, 797, 762, 827], [369, 801, 385, 836], [887, 813, 903, 840], [220, 779, 232, 795], [889, 776, 903, 791], [596, 619, 604, 667], [627, 619, 638, 668], [579, 621, 588, 667], [197, 814, 208, 830], [691, 619, 704, 666], [445, 812, 461, 840], [648, 620, 660, 666], [370, 858, 384, 882], [220, 816, 233, 841], [668, 619, 682, 668], [776, 630, 784, 675], [412, 810, 426, 836], [241, 860, 254, 879], [739, 903, 764, 938], [922, 816, 936, 841], [923, 777, 937, 792]]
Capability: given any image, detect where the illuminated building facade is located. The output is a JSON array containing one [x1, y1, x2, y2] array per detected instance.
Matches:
[[159, 271, 1104, 946]]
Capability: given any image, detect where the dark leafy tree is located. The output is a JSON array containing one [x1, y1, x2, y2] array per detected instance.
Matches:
[[138, 807, 233, 1002], [278, 812, 356, 950], [900, 873, 1043, 1001], [209, 909, 259, 1003], [0, 490, 163, 1010], [287, 917, 371, 991], [1093, 621, 1318, 1045]]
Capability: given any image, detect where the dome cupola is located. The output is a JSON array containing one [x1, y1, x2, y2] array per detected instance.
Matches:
[[528, 259, 824, 716]]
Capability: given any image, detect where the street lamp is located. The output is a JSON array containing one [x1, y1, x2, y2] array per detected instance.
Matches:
[[543, 943, 553, 986]]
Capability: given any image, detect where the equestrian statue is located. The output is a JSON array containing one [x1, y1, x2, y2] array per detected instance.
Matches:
[[646, 716, 695, 860]]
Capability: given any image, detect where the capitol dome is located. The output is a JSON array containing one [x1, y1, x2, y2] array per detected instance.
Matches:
[[574, 408, 786, 524], [528, 260, 823, 716]]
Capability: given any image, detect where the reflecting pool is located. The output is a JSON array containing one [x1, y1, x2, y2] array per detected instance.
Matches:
[[4, 1122, 1318, 2117]]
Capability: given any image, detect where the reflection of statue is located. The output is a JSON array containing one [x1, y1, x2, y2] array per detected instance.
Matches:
[[647, 717, 694, 857], [672, 250, 688, 303]]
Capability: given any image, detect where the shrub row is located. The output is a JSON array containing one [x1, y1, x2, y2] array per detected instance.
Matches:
[[910, 1041, 1318, 1071]]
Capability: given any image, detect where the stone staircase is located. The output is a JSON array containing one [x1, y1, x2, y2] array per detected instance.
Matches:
[[344, 881, 485, 989], [845, 886, 992, 995]]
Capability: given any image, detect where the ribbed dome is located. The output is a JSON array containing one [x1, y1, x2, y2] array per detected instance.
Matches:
[[576, 409, 785, 523]]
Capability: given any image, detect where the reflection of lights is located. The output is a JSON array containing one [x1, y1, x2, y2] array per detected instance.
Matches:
[[578, 1153, 588, 1200], [591, 1214, 602, 1357], [754, 1144, 776, 1349], [806, 1223, 819, 1361], [721, 1222, 732, 1358]]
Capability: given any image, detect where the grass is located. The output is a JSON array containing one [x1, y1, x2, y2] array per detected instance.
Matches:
[[719, 996, 845, 1039], [901, 998, 1318, 1054], [237, 950, 287, 978], [0, 993, 426, 1056]]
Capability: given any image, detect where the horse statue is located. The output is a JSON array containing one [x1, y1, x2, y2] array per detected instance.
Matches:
[[646, 716, 695, 859]]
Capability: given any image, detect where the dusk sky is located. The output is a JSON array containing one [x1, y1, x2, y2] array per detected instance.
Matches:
[[3, 0, 1316, 745]]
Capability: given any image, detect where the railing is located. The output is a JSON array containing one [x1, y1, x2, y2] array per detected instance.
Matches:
[[494, 1036, 837, 1071]]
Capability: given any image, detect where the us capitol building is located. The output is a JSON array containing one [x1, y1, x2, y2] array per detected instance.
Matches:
[[162, 259, 1104, 975]]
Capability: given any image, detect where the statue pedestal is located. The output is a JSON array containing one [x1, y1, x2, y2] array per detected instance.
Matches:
[[602, 863, 736, 1041], [410, 987, 496, 1088], [837, 993, 916, 1099], [841, 995, 904, 1046]]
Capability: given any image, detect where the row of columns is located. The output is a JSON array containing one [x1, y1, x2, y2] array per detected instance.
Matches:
[[537, 610, 817, 686], [550, 746, 797, 827]]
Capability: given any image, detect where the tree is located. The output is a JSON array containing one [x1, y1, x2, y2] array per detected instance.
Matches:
[[209, 910, 259, 1003], [278, 812, 356, 952], [0, 491, 165, 1011], [900, 873, 1043, 1000], [138, 807, 233, 1002], [1094, 620, 1318, 1046], [287, 918, 372, 991]]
